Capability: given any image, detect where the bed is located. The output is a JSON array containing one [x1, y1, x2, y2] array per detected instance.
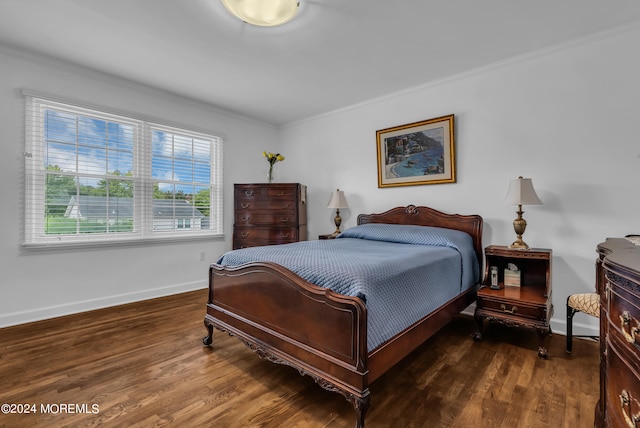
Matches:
[[203, 205, 483, 427]]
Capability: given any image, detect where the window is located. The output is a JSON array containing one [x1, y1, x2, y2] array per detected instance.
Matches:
[[24, 94, 223, 247]]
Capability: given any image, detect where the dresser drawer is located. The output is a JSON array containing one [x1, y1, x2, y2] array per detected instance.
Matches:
[[234, 227, 299, 242], [235, 184, 300, 200], [234, 239, 298, 249], [605, 340, 640, 428], [235, 186, 264, 200], [265, 186, 298, 198], [236, 199, 296, 210], [607, 286, 640, 359], [235, 211, 298, 226]]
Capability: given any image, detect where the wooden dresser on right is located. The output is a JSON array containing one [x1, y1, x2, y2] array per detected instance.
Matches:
[[595, 237, 640, 428]]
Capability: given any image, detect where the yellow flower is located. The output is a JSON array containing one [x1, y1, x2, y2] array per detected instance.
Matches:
[[263, 151, 284, 165]]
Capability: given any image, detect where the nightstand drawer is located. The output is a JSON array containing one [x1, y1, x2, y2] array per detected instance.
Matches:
[[478, 295, 547, 321]]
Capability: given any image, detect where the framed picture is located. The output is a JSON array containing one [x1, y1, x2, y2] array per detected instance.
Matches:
[[376, 114, 455, 188]]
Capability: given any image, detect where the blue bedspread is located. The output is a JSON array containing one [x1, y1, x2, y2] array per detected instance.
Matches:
[[216, 223, 479, 351]]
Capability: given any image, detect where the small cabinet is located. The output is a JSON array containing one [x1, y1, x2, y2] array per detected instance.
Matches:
[[473, 245, 553, 358]]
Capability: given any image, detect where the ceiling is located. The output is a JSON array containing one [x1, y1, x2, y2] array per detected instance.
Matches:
[[2, 0, 640, 125]]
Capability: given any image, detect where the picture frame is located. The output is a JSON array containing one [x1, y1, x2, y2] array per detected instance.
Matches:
[[376, 114, 455, 188]]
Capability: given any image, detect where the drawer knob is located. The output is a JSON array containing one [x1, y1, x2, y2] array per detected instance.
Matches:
[[240, 216, 249, 222], [281, 232, 290, 238], [240, 203, 250, 209], [279, 217, 291, 223], [240, 232, 249, 237], [500, 304, 518, 314], [619, 390, 640, 428], [619, 311, 640, 344]]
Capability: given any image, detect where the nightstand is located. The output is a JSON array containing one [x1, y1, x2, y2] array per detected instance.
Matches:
[[318, 234, 337, 240], [473, 245, 553, 358]]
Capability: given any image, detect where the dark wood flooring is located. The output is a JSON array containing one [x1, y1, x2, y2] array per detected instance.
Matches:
[[0, 289, 599, 427]]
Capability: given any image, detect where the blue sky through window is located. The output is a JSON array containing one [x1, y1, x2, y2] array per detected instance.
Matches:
[[43, 110, 213, 196], [151, 129, 212, 194], [44, 109, 134, 177]]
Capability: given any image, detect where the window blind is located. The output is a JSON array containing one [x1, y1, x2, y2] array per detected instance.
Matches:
[[24, 93, 223, 247]]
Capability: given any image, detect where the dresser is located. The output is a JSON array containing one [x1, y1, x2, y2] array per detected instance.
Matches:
[[233, 183, 307, 249], [595, 238, 640, 428]]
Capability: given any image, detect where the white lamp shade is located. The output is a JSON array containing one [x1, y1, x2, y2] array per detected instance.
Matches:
[[503, 177, 542, 206], [221, 0, 300, 27], [327, 189, 349, 209]]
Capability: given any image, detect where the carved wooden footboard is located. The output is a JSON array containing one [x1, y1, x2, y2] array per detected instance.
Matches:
[[204, 205, 483, 427], [203, 261, 371, 425]]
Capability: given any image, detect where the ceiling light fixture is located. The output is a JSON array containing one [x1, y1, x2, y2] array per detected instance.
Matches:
[[221, 0, 300, 27]]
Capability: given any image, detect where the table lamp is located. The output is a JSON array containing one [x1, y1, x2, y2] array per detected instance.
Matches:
[[327, 189, 349, 236], [503, 176, 542, 249]]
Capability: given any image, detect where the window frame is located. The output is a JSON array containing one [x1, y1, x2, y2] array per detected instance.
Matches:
[[23, 92, 224, 248]]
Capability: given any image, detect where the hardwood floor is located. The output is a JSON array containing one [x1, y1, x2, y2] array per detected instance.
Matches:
[[0, 289, 599, 428]]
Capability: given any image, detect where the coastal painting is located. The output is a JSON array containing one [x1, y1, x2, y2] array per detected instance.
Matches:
[[376, 114, 455, 188]]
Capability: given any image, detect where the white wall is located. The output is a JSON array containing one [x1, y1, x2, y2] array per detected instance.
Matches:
[[277, 24, 640, 337], [0, 46, 278, 327]]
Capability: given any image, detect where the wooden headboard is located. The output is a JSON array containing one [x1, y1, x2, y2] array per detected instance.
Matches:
[[357, 205, 484, 266]]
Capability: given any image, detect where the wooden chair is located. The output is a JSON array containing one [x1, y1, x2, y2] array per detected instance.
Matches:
[[566, 292, 600, 353]]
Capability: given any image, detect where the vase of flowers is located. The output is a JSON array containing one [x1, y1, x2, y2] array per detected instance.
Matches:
[[263, 151, 285, 183]]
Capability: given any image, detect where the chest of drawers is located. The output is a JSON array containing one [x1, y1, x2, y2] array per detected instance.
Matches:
[[233, 183, 307, 249], [595, 238, 640, 428]]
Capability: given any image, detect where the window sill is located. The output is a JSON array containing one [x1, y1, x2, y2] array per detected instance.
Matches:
[[22, 233, 225, 252]]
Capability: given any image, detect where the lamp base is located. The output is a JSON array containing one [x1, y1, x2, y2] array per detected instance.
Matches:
[[509, 238, 530, 250], [510, 207, 530, 249], [332, 209, 342, 236]]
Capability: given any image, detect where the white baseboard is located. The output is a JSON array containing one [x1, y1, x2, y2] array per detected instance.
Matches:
[[0, 280, 207, 328]]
